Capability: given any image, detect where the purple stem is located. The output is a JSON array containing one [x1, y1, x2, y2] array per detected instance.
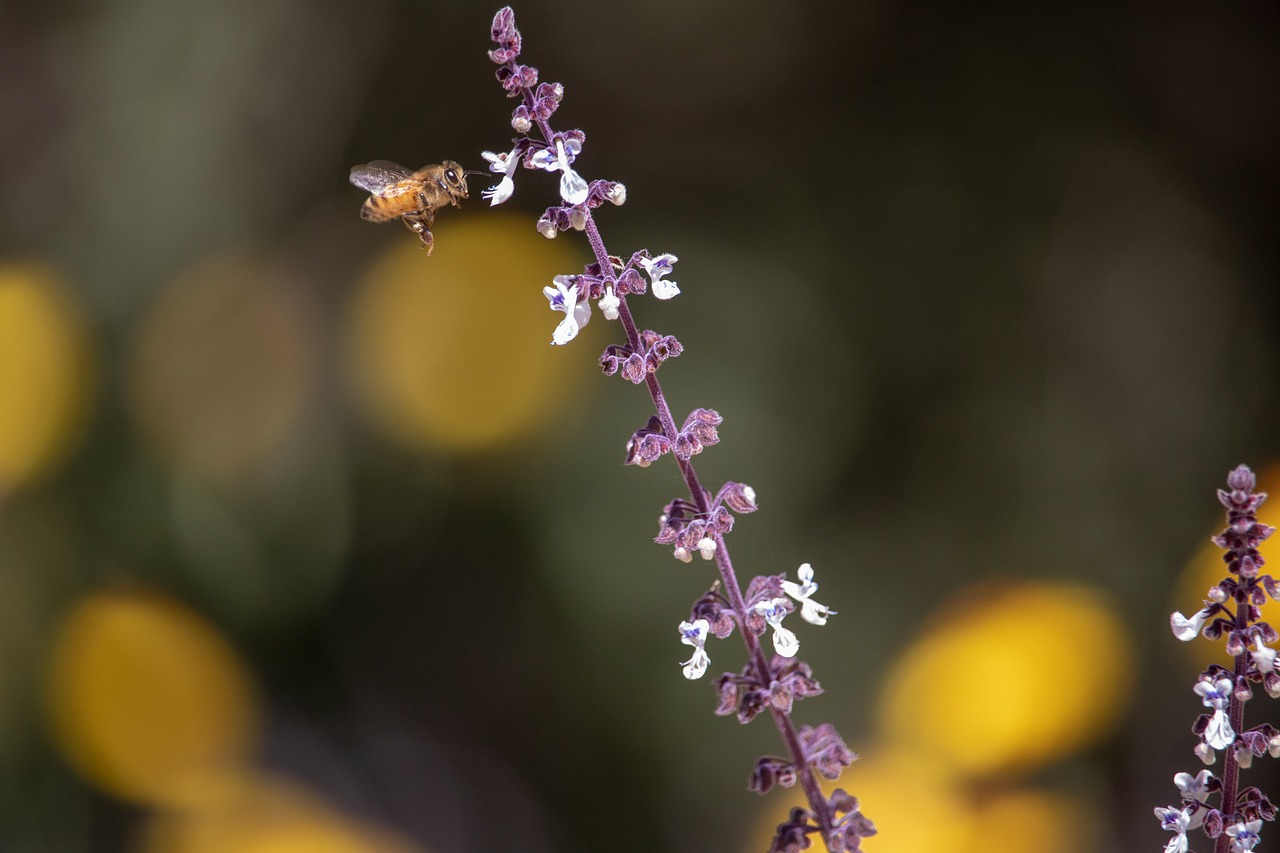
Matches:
[[529, 110, 838, 844], [1215, 612, 1250, 853]]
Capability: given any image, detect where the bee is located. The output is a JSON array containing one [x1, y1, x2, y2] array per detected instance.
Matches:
[[349, 159, 471, 254]]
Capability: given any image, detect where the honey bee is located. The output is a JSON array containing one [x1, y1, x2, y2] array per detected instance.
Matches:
[[349, 159, 471, 254]]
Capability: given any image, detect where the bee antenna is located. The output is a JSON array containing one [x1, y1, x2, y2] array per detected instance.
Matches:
[[463, 169, 487, 178]]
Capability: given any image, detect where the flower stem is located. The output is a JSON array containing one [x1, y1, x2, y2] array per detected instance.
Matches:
[[582, 205, 836, 843], [1215, 612, 1251, 853]]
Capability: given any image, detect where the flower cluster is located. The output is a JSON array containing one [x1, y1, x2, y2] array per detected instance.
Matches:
[[1160, 465, 1278, 853], [484, 8, 873, 851]]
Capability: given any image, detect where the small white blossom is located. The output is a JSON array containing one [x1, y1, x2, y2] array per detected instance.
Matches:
[[1204, 709, 1235, 750], [606, 182, 627, 205], [531, 138, 588, 205], [753, 597, 799, 658], [543, 275, 591, 346], [1226, 819, 1263, 852], [1171, 607, 1211, 641], [639, 253, 680, 300], [598, 285, 620, 321], [1154, 806, 1191, 853], [1194, 677, 1234, 710], [679, 618, 711, 680], [1194, 741, 1216, 764], [781, 563, 837, 626], [673, 546, 693, 563], [1173, 769, 1213, 799], [695, 537, 717, 560], [1250, 641, 1276, 674], [481, 146, 521, 205]]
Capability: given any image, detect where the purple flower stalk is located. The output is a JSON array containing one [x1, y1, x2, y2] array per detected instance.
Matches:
[[481, 8, 875, 851], [1160, 465, 1279, 853]]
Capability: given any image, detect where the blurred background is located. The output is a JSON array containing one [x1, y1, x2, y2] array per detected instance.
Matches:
[[1, 0, 1277, 851]]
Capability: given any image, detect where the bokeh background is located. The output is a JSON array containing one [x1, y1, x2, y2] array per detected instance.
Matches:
[[1, 1, 1277, 851]]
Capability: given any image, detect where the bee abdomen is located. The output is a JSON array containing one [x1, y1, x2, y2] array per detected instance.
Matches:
[[361, 197, 397, 222]]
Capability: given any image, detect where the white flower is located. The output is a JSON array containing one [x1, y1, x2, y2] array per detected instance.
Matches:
[[753, 597, 799, 658], [695, 537, 717, 560], [1225, 819, 1263, 852], [1204, 709, 1235, 750], [1194, 742, 1216, 764], [1193, 677, 1236, 750], [1173, 769, 1214, 808], [639, 253, 680, 300], [1172, 769, 1212, 829], [606, 182, 627, 205], [1171, 607, 1211, 641], [1194, 677, 1234, 710], [530, 138, 588, 205], [543, 275, 591, 346], [679, 618, 711, 680], [598, 284, 620, 321], [481, 146, 521, 205], [781, 563, 837, 626], [1250, 641, 1276, 674], [1154, 806, 1191, 853]]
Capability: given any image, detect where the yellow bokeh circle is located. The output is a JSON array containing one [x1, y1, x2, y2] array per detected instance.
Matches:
[[969, 789, 1095, 853], [752, 749, 974, 853], [878, 581, 1130, 778], [46, 587, 259, 806], [138, 772, 425, 853], [346, 214, 590, 454], [128, 255, 319, 481], [0, 263, 90, 491]]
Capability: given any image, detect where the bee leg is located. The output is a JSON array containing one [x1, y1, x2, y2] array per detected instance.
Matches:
[[402, 217, 435, 254]]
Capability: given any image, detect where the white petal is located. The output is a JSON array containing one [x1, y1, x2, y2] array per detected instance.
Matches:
[[800, 599, 836, 626], [681, 646, 710, 680], [482, 176, 514, 205], [1205, 709, 1236, 750], [599, 288, 620, 321], [1171, 609, 1209, 641], [679, 618, 709, 646], [551, 314, 579, 346], [560, 169, 589, 205], [529, 148, 556, 171], [772, 625, 799, 658], [651, 279, 681, 300], [572, 297, 592, 332]]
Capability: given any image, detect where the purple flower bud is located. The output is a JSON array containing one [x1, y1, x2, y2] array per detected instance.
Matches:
[[750, 756, 797, 794], [673, 430, 700, 460], [709, 506, 735, 534], [1228, 464, 1258, 493], [491, 7, 519, 43], [624, 416, 672, 467], [617, 267, 646, 296], [620, 352, 647, 384], [721, 482, 759, 513], [767, 808, 815, 853]]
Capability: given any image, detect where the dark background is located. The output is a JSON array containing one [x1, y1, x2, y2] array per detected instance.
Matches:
[[0, 1, 1276, 851]]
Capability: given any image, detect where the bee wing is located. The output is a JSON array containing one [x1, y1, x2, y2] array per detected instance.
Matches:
[[349, 161, 414, 195]]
